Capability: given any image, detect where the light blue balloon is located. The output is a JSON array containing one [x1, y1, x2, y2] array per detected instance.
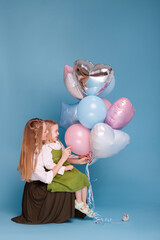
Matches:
[[86, 86, 102, 95], [86, 77, 104, 95], [77, 96, 107, 129], [99, 75, 115, 98], [59, 102, 79, 129]]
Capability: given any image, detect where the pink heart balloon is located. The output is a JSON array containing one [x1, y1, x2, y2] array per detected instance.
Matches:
[[105, 97, 135, 129]]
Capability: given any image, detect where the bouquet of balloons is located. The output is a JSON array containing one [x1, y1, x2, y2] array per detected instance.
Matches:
[[60, 59, 135, 163]]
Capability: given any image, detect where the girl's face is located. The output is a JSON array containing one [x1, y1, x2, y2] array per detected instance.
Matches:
[[42, 122, 48, 141], [51, 124, 59, 142]]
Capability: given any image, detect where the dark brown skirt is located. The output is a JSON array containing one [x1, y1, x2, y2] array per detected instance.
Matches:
[[11, 181, 85, 224]]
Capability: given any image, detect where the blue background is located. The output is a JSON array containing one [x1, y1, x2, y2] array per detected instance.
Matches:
[[0, 0, 160, 239]]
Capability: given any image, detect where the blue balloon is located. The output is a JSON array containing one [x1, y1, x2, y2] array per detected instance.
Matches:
[[77, 96, 107, 129], [86, 77, 104, 95], [99, 75, 115, 98], [59, 102, 79, 129]]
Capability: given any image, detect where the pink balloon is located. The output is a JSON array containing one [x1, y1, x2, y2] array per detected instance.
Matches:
[[105, 97, 135, 129], [102, 98, 112, 111], [65, 124, 91, 155]]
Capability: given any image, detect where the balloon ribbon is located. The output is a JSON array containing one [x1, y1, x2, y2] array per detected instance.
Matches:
[[85, 160, 112, 224]]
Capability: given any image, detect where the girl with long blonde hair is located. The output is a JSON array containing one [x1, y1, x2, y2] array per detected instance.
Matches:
[[17, 118, 44, 182], [12, 118, 86, 224]]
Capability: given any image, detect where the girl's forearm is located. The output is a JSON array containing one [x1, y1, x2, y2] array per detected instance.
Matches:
[[52, 158, 66, 177], [67, 157, 79, 164]]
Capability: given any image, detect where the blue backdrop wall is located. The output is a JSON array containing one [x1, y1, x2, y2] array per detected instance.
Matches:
[[0, 0, 160, 215]]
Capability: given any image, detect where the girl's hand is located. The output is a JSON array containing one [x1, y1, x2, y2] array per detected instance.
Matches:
[[78, 156, 92, 165], [61, 147, 71, 162], [79, 154, 91, 159], [65, 165, 74, 171]]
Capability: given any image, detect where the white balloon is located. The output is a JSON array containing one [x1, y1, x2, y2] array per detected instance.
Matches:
[[90, 123, 130, 158]]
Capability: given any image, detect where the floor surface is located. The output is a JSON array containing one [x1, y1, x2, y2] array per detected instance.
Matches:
[[1, 203, 160, 240]]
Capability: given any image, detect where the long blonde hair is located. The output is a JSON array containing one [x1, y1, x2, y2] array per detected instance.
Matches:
[[44, 119, 57, 143], [18, 118, 43, 181]]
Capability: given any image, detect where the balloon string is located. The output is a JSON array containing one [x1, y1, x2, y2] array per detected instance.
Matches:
[[85, 157, 129, 224], [85, 161, 112, 224], [86, 163, 95, 209]]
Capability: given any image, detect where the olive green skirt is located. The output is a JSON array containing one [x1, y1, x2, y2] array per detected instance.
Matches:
[[47, 165, 90, 192]]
